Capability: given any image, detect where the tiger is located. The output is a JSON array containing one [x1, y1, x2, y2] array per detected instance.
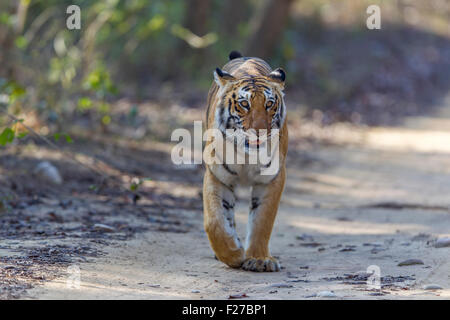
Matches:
[[203, 50, 288, 272]]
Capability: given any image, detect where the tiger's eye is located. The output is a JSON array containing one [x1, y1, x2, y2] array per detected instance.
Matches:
[[240, 100, 249, 108], [266, 100, 274, 108]]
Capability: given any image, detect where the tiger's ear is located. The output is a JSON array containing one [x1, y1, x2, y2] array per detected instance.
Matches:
[[269, 68, 286, 89], [214, 68, 235, 87]]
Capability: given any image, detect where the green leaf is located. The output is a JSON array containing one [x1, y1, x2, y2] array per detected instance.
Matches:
[[78, 97, 92, 110], [1, 81, 26, 103], [15, 36, 28, 49], [0, 13, 12, 26], [17, 131, 28, 139], [64, 134, 73, 143], [106, 83, 118, 95], [98, 102, 110, 114], [101, 115, 111, 125], [0, 127, 15, 146], [54, 133, 73, 143]]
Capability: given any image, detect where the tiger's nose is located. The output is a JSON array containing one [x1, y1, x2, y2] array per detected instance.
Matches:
[[252, 117, 271, 136]]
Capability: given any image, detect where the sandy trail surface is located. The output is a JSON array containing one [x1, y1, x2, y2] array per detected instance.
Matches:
[[3, 98, 450, 300]]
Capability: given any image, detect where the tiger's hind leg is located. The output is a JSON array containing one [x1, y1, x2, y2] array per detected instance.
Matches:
[[242, 166, 285, 272], [203, 168, 244, 268]]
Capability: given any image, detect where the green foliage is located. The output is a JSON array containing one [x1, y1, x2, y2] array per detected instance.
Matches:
[[0, 125, 28, 147], [0, 79, 28, 147], [17, 131, 28, 139], [83, 65, 118, 97], [79, 65, 117, 127], [15, 36, 28, 50], [0, 0, 295, 134], [53, 133, 74, 144], [0, 79, 26, 104], [88, 184, 99, 193], [21, 0, 261, 89], [130, 178, 151, 192], [77, 97, 93, 110], [0, 128, 15, 146], [0, 12, 13, 26]]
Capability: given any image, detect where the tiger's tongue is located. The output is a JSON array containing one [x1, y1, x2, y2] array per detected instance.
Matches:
[[248, 139, 262, 146]]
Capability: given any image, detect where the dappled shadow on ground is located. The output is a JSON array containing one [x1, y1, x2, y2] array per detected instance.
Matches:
[[3, 117, 450, 298], [0, 133, 203, 299]]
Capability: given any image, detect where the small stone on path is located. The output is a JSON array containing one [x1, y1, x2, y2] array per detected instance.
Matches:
[[398, 259, 424, 266]]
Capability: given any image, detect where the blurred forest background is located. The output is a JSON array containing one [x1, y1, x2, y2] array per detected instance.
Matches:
[[1, 0, 449, 132]]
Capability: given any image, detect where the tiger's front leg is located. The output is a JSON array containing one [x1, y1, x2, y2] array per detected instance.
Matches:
[[242, 166, 286, 272], [203, 168, 245, 268]]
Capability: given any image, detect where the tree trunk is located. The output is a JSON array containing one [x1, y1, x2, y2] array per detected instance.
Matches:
[[245, 0, 294, 60], [0, 1, 28, 80], [220, 0, 250, 37], [184, 0, 212, 37], [171, 0, 212, 78]]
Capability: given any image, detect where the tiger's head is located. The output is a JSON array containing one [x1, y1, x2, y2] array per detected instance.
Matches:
[[213, 66, 286, 150]]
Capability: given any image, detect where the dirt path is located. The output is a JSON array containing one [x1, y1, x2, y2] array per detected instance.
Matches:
[[2, 97, 450, 300]]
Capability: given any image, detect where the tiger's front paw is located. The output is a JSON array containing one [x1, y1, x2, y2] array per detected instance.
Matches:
[[241, 256, 280, 272]]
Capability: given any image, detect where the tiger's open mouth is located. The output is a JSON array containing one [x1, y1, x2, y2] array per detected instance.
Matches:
[[245, 136, 267, 150], [223, 128, 272, 152]]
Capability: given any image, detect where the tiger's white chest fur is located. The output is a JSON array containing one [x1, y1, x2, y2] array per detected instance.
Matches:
[[208, 118, 281, 188], [209, 162, 279, 188]]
